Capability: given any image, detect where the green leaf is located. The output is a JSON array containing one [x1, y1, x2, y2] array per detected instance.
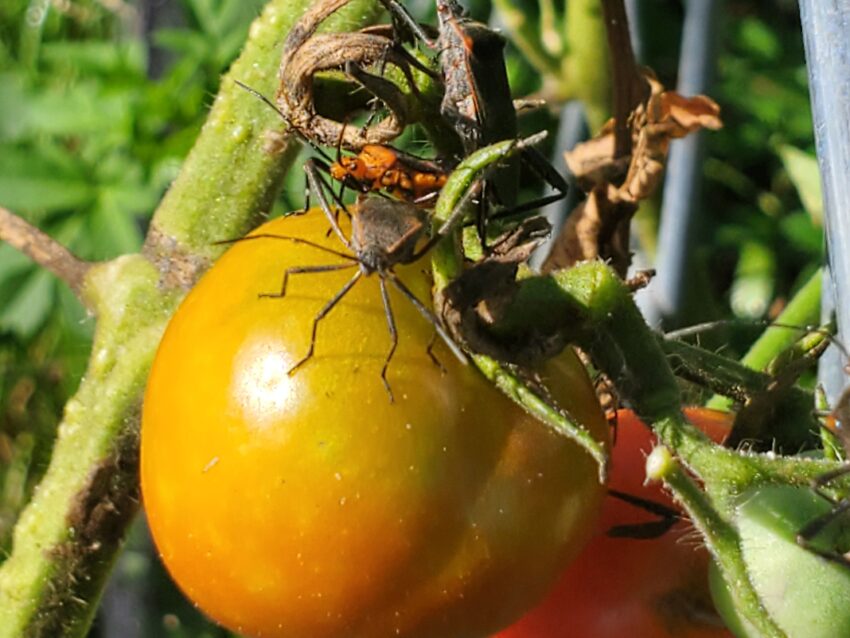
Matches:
[[83, 204, 143, 260], [0, 268, 55, 339], [778, 144, 823, 225], [39, 40, 146, 79], [0, 147, 94, 215]]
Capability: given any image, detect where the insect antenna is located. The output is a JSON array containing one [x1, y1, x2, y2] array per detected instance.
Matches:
[[233, 79, 336, 166], [214, 233, 356, 262]]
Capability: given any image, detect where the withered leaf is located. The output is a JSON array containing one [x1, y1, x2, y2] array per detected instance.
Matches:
[[546, 71, 723, 276]]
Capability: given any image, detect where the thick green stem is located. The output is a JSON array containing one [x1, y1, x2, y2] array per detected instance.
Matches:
[[707, 268, 823, 411], [0, 257, 177, 638], [491, 0, 561, 80], [562, 0, 610, 130], [0, 2, 381, 636], [552, 262, 834, 486], [145, 0, 383, 280]]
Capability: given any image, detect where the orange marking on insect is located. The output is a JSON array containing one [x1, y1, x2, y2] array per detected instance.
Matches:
[[329, 144, 447, 203]]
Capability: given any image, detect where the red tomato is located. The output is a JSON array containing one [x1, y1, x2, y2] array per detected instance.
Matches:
[[494, 408, 734, 638]]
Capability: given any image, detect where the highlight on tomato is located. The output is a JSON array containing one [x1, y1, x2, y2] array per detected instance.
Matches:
[[494, 407, 734, 638], [140, 210, 611, 638]]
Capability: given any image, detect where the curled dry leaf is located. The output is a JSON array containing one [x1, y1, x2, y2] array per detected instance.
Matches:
[[544, 71, 722, 276], [435, 216, 568, 365], [276, 0, 425, 151]]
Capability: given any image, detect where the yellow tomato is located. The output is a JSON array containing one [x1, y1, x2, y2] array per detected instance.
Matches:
[[141, 211, 609, 638]]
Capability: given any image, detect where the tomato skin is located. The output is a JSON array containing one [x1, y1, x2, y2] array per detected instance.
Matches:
[[140, 212, 609, 638], [494, 408, 734, 638]]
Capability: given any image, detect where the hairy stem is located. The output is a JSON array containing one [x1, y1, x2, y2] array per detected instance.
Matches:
[[656, 456, 787, 638], [707, 268, 823, 411], [0, 2, 381, 636]]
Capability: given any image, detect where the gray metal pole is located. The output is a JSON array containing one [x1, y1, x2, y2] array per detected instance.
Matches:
[[640, 0, 720, 327], [799, 1, 850, 405]]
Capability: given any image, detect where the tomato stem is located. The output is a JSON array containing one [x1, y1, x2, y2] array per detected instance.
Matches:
[[661, 459, 788, 638], [0, 2, 384, 636], [473, 354, 609, 482]]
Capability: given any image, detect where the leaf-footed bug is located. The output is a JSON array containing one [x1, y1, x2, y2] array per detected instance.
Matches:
[[219, 133, 546, 401]]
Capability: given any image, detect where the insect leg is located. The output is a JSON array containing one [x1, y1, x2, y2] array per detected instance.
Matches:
[[606, 489, 681, 539], [796, 494, 850, 566], [288, 270, 363, 376], [425, 332, 447, 373], [377, 0, 438, 48], [260, 263, 356, 299], [385, 272, 467, 365], [378, 277, 398, 402], [305, 159, 356, 250], [413, 176, 485, 260]]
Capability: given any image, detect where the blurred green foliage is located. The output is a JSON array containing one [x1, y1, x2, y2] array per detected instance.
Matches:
[[0, 0, 825, 636], [0, 0, 264, 635], [705, 3, 821, 331]]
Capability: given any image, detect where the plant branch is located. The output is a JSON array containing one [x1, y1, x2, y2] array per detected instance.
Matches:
[[600, 0, 647, 158], [561, 0, 610, 131], [655, 455, 786, 637], [707, 267, 823, 411], [0, 2, 383, 636], [0, 206, 91, 298]]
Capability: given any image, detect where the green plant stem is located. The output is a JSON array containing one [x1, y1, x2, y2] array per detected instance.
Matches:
[[145, 0, 383, 274], [659, 459, 787, 638], [0, 2, 381, 636], [707, 268, 823, 411], [491, 0, 561, 79], [430, 136, 609, 479], [474, 355, 609, 482], [660, 336, 821, 452], [562, 0, 610, 130]]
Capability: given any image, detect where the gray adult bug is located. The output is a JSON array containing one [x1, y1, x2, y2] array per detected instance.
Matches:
[[227, 160, 475, 402]]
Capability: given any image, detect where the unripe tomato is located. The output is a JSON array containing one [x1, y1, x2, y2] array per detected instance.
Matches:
[[141, 211, 610, 638], [495, 408, 734, 638], [709, 484, 850, 638]]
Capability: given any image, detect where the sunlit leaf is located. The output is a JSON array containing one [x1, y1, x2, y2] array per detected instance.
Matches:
[[778, 144, 823, 226], [0, 269, 54, 338]]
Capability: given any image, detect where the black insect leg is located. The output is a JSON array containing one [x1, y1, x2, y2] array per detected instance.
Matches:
[[425, 332, 447, 373], [259, 263, 356, 299], [385, 271, 467, 366], [378, 0, 438, 48], [606, 489, 681, 539], [797, 495, 850, 567], [305, 159, 356, 249], [378, 277, 398, 402], [288, 270, 363, 376]]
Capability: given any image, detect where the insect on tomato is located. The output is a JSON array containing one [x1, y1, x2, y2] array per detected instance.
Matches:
[[494, 408, 734, 638], [141, 210, 610, 638]]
